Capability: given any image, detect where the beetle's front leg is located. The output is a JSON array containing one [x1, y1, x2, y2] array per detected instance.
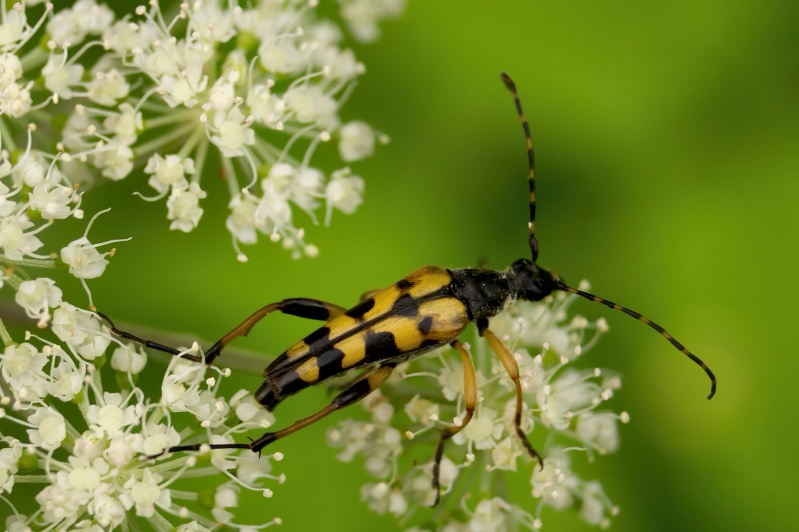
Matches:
[[478, 320, 544, 471]]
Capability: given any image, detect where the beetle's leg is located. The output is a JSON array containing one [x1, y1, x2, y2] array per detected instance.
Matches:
[[96, 311, 205, 363], [479, 321, 545, 471], [162, 362, 396, 455], [203, 298, 347, 364], [430, 338, 477, 507], [99, 298, 347, 365]]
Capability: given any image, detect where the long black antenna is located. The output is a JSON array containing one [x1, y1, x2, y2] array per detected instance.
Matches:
[[501, 72, 715, 400], [501, 72, 538, 261], [554, 280, 716, 399]]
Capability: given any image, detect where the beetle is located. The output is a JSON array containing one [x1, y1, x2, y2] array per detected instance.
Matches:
[[101, 73, 716, 505]]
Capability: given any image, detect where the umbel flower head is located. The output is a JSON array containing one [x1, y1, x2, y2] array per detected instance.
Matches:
[[0, 0, 399, 261], [0, 309, 285, 530], [0, 0, 404, 529], [327, 287, 628, 529]]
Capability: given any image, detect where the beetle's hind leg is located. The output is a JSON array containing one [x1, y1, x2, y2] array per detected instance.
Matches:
[[478, 320, 545, 470], [203, 298, 347, 364], [430, 338, 477, 507], [159, 362, 397, 456], [99, 298, 348, 365], [96, 311, 205, 363]]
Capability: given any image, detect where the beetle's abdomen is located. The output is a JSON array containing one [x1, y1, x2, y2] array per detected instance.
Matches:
[[255, 266, 469, 411]]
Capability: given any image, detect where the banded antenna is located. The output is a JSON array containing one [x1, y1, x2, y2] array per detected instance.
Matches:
[[501, 72, 716, 400]]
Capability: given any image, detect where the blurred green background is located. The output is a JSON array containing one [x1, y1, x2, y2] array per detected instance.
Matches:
[[54, 0, 798, 530]]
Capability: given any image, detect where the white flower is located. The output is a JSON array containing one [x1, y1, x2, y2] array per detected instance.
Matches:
[[452, 407, 504, 450], [47, 0, 115, 46], [1, 342, 47, 392], [61, 237, 110, 279], [284, 84, 338, 127], [531, 450, 578, 510], [51, 304, 111, 360], [48, 358, 84, 401], [123, 469, 171, 518], [86, 393, 138, 433], [325, 168, 365, 224], [110, 344, 147, 374], [0, 439, 22, 494], [144, 154, 194, 194], [404, 394, 439, 424], [226, 193, 259, 247], [27, 407, 68, 451], [361, 482, 408, 516], [104, 103, 142, 145], [211, 107, 255, 157], [28, 181, 80, 219], [93, 141, 134, 180], [42, 52, 84, 99], [15, 278, 62, 326], [247, 83, 285, 126], [0, 52, 23, 85], [338, 0, 406, 43], [469, 497, 511, 530], [0, 80, 32, 117], [167, 182, 207, 232], [339, 120, 376, 161], [0, 214, 44, 260], [576, 412, 621, 454]]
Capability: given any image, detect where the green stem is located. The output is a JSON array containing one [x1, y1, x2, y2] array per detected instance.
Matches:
[[0, 318, 13, 347]]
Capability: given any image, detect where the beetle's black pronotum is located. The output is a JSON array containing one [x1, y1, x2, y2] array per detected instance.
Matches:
[[101, 73, 716, 505]]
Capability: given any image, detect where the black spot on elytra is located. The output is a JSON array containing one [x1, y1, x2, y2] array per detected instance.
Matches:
[[390, 293, 419, 317], [396, 278, 414, 290], [364, 330, 400, 361], [345, 297, 375, 319], [417, 316, 433, 335], [316, 347, 345, 380], [303, 326, 330, 347]]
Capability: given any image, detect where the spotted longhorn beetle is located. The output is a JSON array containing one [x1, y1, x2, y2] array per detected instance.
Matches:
[[101, 73, 716, 505]]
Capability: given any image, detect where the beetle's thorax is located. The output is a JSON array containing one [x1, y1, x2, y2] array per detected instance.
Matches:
[[449, 260, 557, 321]]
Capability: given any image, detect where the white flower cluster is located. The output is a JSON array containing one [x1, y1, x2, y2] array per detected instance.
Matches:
[[0, 0, 403, 528], [0, 0, 399, 261], [0, 307, 284, 530], [327, 286, 627, 529]]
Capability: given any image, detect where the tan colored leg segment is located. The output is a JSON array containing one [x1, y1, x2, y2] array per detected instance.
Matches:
[[481, 327, 544, 470], [159, 363, 396, 457], [431, 338, 477, 506], [205, 298, 347, 363]]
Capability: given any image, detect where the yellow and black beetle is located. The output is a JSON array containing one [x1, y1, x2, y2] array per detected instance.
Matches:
[[101, 73, 716, 505]]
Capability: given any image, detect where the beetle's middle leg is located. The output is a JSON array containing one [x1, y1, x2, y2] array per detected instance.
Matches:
[[430, 338, 477, 507], [100, 298, 347, 365], [478, 319, 544, 471], [162, 362, 397, 455]]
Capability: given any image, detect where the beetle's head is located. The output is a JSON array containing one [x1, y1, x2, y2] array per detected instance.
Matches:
[[509, 258, 561, 302]]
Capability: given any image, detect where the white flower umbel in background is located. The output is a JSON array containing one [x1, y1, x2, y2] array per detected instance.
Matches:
[[0, 1, 407, 528], [69, 0, 394, 260], [327, 286, 628, 530], [0, 0, 399, 262]]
